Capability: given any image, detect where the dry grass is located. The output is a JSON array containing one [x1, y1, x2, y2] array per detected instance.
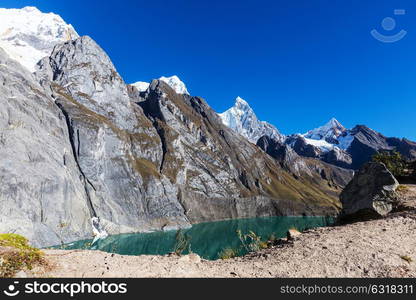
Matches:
[[0, 234, 46, 278], [397, 185, 409, 192], [400, 255, 413, 264]]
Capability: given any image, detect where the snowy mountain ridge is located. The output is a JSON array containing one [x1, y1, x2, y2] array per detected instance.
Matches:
[[131, 75, 189, 95], [159, 75, 189, 95], [303, 118, 347, 144], [218, 96, 285, 144], [131, 81, 150, 92], [0, 6, 78, 72], [218, 95, 353, 154]]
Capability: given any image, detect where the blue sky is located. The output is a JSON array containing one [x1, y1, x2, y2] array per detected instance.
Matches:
[[3, 0, 416, 139]]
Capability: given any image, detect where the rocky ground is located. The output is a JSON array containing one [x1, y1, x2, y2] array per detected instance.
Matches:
[[22, 184, 415, 278]]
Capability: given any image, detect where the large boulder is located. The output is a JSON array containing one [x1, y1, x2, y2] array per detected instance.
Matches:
[[340, 162, 399, 217]]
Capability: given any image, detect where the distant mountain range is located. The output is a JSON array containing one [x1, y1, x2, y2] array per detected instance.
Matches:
[[219, 97, 416, 169]]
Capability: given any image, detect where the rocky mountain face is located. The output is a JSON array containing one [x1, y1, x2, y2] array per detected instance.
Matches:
[[218, 97, 285, 144], [0, 46, 91, 247], [344, 125, 416, 169], [35, 36, 190, 243]]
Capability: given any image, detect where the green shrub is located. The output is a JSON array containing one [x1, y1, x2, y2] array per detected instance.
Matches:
[[218, 248, 238, 260], [173, 230, 191, 256], [410, 161, 416, 178], [237, 230, 265, 252], [397, 185, 409, 192], [0, 234, 45, 278], [268, 233, 277, 243], [372, 151, 406, 177]]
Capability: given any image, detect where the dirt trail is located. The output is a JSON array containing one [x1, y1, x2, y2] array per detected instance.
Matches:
[[34, 185, 416, 278]]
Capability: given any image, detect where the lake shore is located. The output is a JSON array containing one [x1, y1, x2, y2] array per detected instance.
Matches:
[[24, 184, 416, 278]]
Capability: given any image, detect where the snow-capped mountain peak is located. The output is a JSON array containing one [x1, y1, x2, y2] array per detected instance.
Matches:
[[235, 96, 249, 107], [21, 6, 39, 13], [228, 96, 254, 117], [303, 117, 346, 143], [219, 96, 285, 144], [131, 81, 150, 92], [159, 75, 189, 95], [0, 6, 79, 72]]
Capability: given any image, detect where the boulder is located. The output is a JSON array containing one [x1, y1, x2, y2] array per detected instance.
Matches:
[[340, 162, 399, 217], [287, 229, 302, 240], [178, 253, 202, 264]]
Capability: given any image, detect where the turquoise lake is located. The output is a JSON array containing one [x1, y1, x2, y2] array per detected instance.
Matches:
[[56, 216, 334, 260]]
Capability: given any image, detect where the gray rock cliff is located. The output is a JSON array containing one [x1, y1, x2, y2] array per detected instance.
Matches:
[[0, 47, 91, 247], [36, 37, 190, 238]]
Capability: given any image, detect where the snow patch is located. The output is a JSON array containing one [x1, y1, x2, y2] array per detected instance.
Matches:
[[303, 137, 335, 152], [337, 133, 354, 150]]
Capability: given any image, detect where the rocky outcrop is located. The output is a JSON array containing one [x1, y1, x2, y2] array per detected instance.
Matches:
[[340, 162, 399, 217]]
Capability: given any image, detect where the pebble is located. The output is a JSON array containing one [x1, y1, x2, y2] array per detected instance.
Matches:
[[15, 270, 27, 278]]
